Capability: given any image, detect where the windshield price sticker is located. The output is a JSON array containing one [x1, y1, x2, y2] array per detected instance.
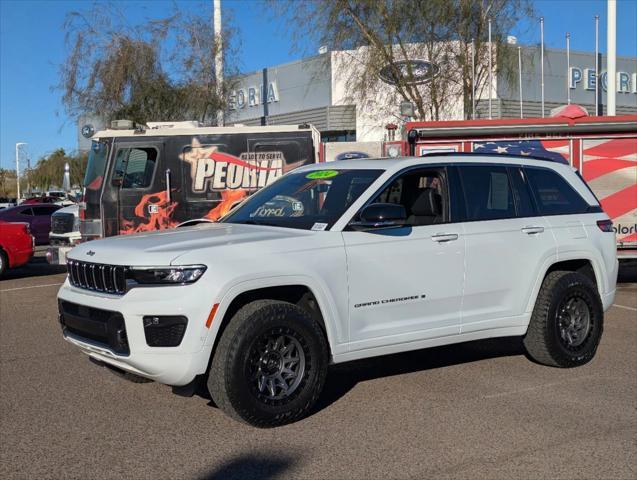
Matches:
[[311, 222, 328, 231], [306, 170, 339, 180]]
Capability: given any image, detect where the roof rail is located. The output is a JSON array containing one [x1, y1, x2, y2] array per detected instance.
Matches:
[[420, 151, 569, 165]]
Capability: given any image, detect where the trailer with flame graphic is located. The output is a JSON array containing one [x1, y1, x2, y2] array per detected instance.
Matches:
[[397, 115, 637, 258], [78, 122, 320, 243]]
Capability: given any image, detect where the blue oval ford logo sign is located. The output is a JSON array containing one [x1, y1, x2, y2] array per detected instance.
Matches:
[[379, 60, 440, 86]]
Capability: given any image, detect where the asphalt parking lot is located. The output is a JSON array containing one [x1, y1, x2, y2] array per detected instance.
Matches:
[[1, 257, 636, 480]]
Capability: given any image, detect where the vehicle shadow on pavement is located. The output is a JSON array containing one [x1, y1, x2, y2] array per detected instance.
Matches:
[[0, 257, 66, 281], [313, 336, 526, 415], [198, 453, 294, 480]]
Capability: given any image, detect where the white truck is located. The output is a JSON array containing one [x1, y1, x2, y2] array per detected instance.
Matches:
[[57, 153, 618, 427], [46, 204, 81, 265]]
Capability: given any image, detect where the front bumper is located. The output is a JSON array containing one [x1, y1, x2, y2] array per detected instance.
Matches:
[[47, 246, 73, 265], [47, 234, 81, 265], [57, 279, 217, 386]]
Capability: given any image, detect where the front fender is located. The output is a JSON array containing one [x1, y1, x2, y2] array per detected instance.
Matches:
[[203, 274, 347, 358]]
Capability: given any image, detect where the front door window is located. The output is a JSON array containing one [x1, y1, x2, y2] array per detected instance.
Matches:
[[112, 147, 158, 189]]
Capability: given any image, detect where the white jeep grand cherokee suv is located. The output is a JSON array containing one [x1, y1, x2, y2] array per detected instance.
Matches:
[[58, 154, 618, 427]]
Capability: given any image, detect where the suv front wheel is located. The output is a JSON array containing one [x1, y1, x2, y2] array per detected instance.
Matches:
[[524, 270, 604, 368], [208, 299, 328, 427]]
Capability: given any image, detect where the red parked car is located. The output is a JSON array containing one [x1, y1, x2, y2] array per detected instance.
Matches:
[[0, 220, 35, 276], [0, 203, 61, 245], [21, 196, 61, 205]]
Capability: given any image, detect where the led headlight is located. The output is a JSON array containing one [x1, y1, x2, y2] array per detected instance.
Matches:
[[128, 265, 206, 285]]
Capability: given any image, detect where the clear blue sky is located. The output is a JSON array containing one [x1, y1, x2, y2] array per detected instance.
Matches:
[[1, 0, 636, 170]]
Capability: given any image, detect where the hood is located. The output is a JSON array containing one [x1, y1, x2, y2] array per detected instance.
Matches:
[[53, 204, 79, 216], [67, 222, 313, 266]]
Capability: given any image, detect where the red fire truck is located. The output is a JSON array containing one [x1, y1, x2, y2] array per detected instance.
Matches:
[[383, 114, 637, 258]]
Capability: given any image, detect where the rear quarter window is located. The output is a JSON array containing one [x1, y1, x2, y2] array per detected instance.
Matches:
[[524, 167, 590, 215]]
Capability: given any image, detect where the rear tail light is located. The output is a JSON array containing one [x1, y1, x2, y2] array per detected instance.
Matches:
[[596, 219, 613, 232]]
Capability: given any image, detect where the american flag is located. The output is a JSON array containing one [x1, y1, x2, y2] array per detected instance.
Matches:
[[473, 140, 569, 164], [582, 138, 637, 245]]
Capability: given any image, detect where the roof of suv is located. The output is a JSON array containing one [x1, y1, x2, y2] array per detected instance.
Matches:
[[297, 153, 571, 172]]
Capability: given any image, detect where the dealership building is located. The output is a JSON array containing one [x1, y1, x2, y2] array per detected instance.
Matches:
[[79, 44, 636, 151], [224, 45, 637, 142]]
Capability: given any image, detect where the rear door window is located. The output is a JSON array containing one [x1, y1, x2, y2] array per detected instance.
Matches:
[[459, 165, 515, 221], [524, 167, 589, 215]]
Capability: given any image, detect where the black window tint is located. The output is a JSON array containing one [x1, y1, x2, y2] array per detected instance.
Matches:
[[32, 206, 58, 215], [509, 168, 536, 218], [525, 167, 589, 215], [371, 169, 446, 226], [20, 207, 34, 216], [459, 166, 515, 221]]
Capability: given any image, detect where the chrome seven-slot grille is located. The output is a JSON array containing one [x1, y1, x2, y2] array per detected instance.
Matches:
[[67, 260, 127, 295]]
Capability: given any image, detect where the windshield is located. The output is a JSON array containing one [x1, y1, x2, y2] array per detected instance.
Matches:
[[84, 141, 108, 191], [82, 140, 109, 221], [222, 169, 382, 230]]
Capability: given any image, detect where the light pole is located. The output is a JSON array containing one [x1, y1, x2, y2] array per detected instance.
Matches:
[[607, 0, 617, 115], [518, 46, 523, 118], [540, 17, 545, 117], [488, 18, 493, 119], [566, 33, 571, 105], [595, 15, 600, 115], [15, 142, 27, 201]]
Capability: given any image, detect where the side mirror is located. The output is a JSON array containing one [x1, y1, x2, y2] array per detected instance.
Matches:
[[350, 203, 408, 230]]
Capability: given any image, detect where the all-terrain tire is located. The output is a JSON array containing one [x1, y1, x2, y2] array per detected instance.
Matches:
[[524, 270, 603, 368], [208, 300, 328, 427]]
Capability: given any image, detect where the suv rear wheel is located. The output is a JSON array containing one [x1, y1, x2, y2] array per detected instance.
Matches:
[[524, 270, 603, 367], [208, 300, 328, 427]]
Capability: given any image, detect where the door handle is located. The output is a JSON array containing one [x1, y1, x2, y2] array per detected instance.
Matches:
[[521, 226, 544, 235], [432, 233, 459, 242]]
